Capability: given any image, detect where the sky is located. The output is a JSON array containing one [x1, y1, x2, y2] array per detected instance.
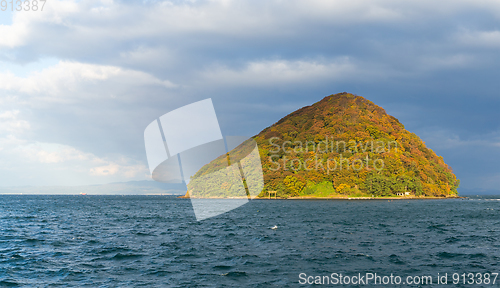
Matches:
[[0, 0, 499, 193]]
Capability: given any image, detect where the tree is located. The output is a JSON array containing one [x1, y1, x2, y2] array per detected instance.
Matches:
[[283, 175, 305, 196]]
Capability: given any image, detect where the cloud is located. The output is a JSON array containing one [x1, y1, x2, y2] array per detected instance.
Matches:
[[200, 58, 359, 87], [0, 61, 175, 105], [0, 59, 184, 186], [90, 162, 147, 177], [0, 110, 30, 133], [456, 29, 500, 48], [18, 142, 93, 163], [0, 0, 497, 92], [419, 128, 500, 150], [1, 0, 499, 64], [0, 0, 79, 48], [0, 0, 407, 50], [416, 54, 477, 71], [0, 141, 150, 184], [0, 135, 26, 152]]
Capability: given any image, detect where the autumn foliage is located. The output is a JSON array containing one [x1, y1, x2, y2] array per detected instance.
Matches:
[[254, 92, 459, 197], [192, 92, 459, 198]]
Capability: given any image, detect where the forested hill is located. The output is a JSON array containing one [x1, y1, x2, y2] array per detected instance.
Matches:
[[192, 92, 460, 198]]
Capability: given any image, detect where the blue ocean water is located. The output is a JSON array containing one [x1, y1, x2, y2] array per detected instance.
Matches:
[[0, 195, 499, 287]]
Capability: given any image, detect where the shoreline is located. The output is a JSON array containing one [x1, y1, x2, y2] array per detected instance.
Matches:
[[177, 195, 465, 200], [285, 196, 465, 200]]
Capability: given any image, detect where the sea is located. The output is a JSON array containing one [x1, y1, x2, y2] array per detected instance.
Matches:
[[1, 195, 499, 287]]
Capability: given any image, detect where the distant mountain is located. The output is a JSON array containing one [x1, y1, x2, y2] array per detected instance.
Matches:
[[192, 92, 460, 198], [0, 180, 187, 195]]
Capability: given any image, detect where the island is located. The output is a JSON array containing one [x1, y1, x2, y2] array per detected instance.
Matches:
[[182, 92, 460, 199]]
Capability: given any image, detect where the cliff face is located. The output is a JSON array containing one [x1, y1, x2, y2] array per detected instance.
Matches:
[[193, 92, 459, 198]]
